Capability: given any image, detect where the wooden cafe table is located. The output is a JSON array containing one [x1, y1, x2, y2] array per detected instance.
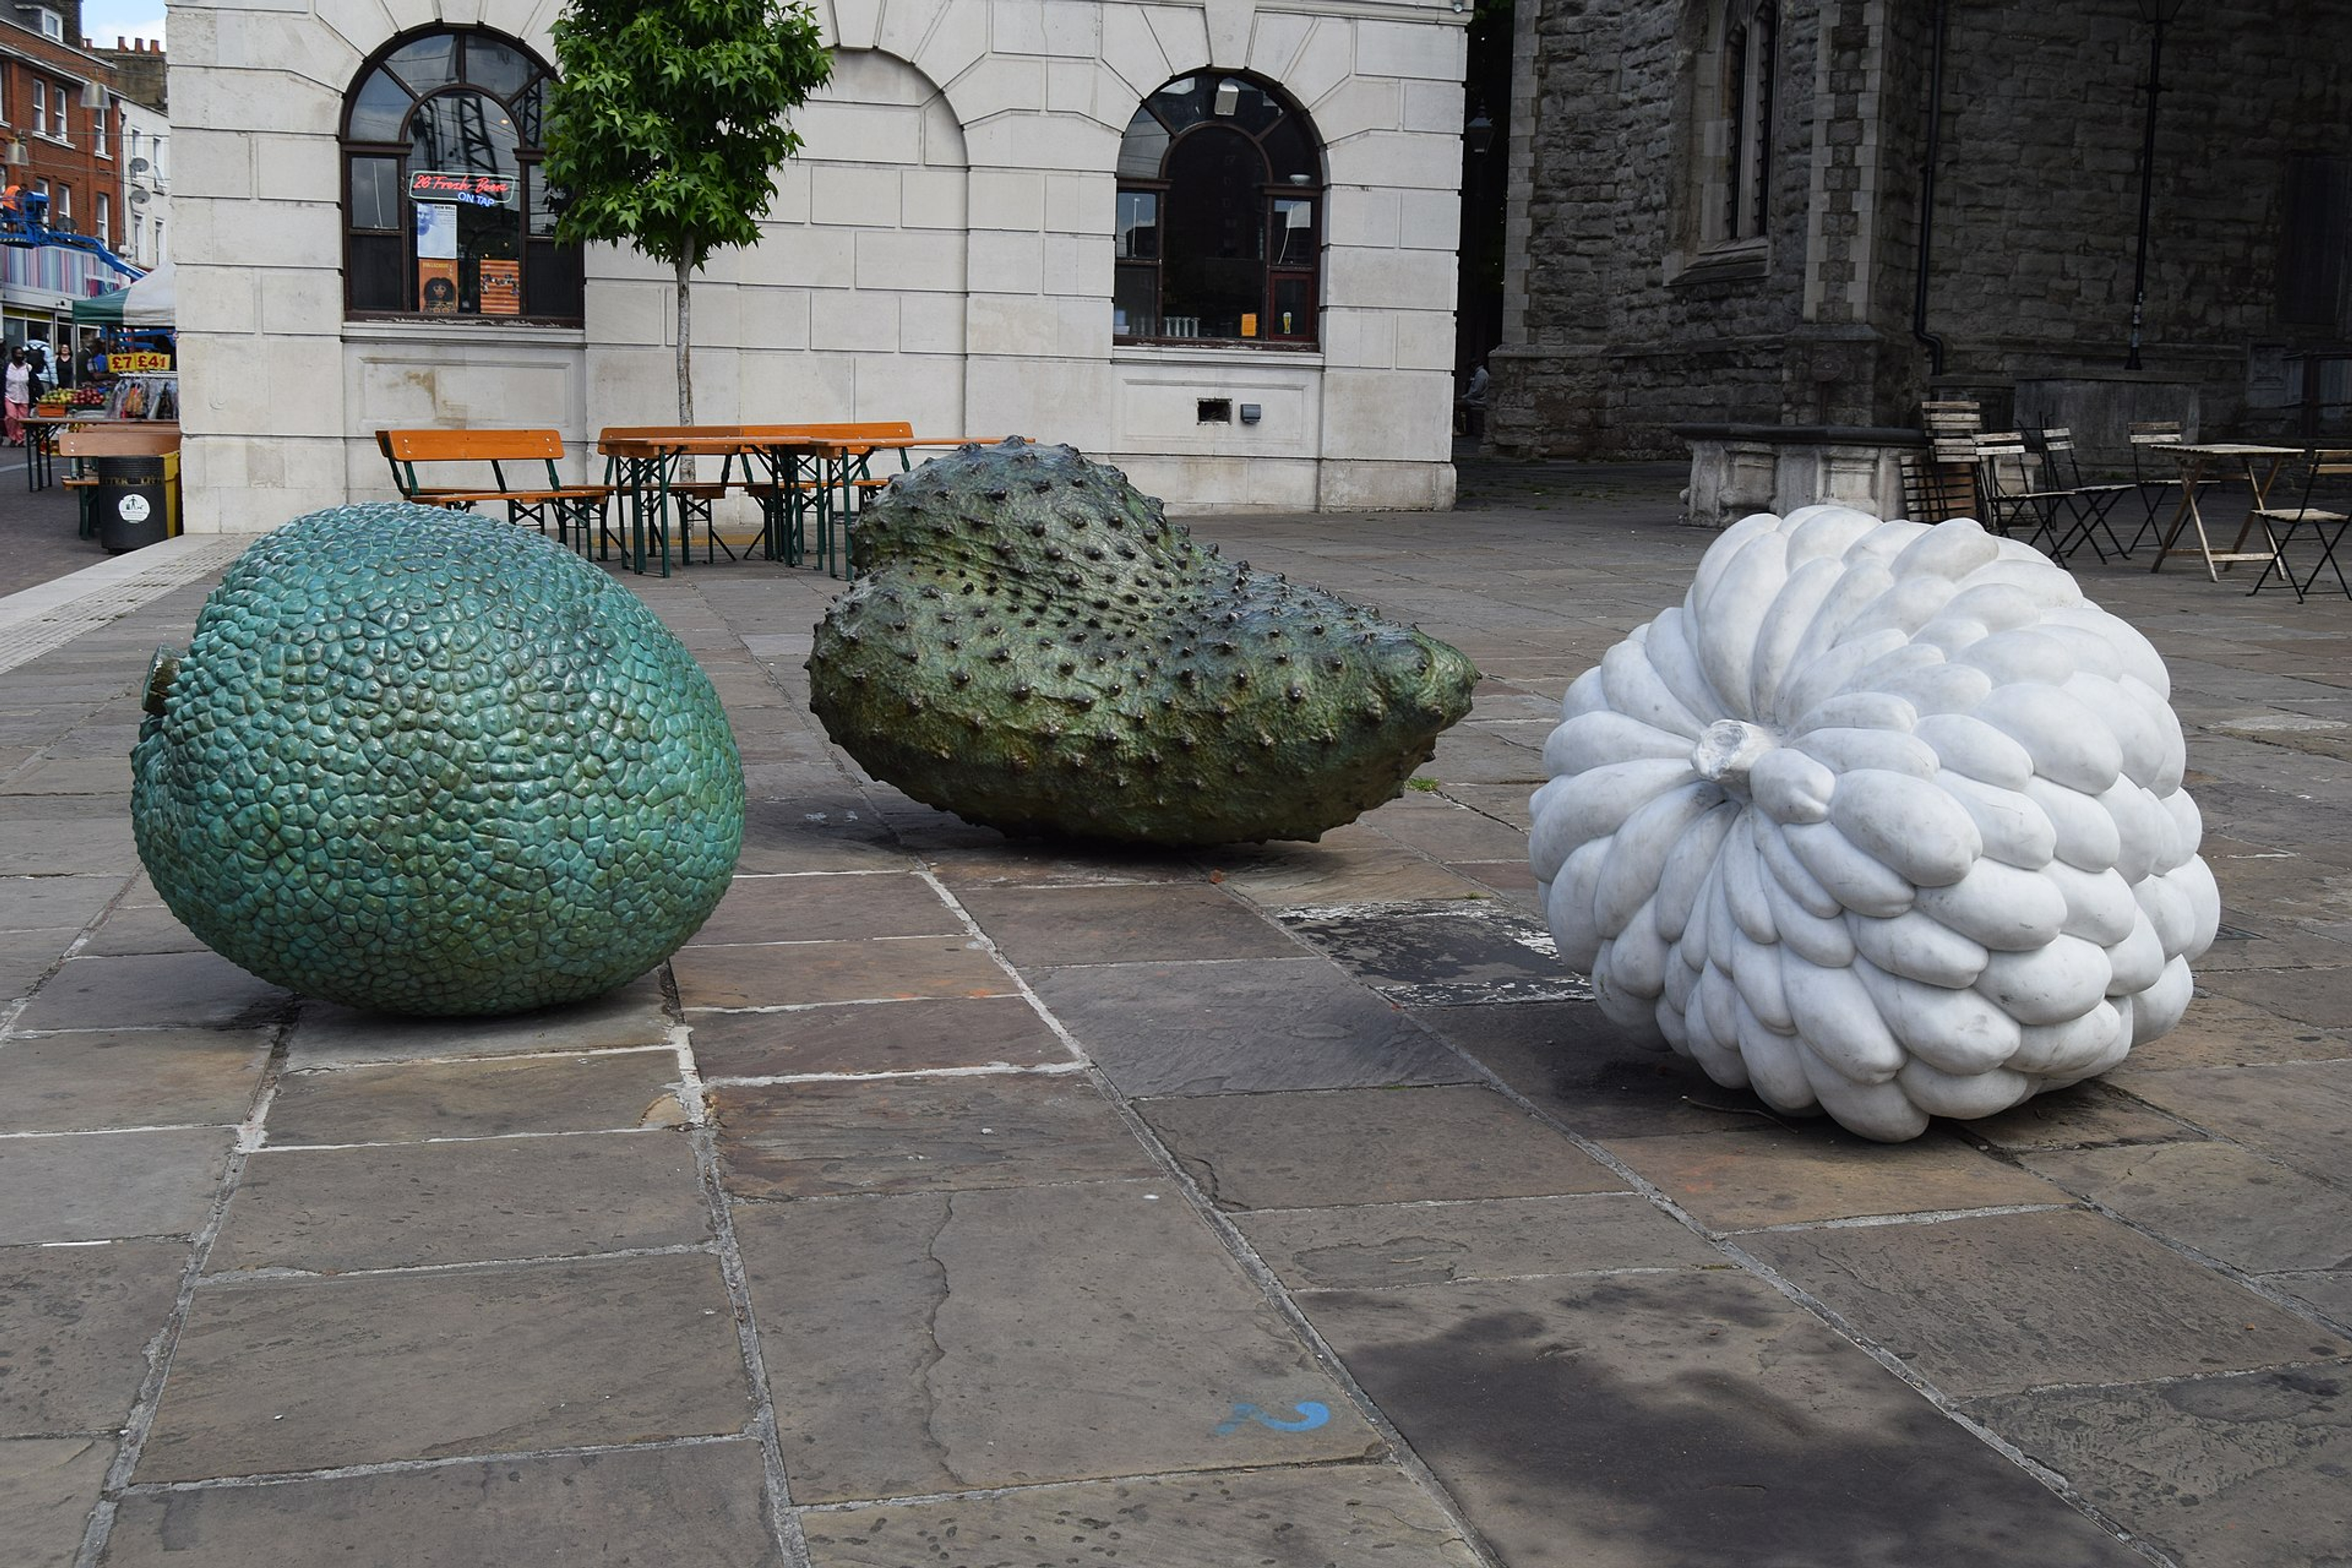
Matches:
[[2147, 442, 2306, 584]]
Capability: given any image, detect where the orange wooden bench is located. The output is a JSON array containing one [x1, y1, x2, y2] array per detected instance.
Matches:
[[377, 428, 612, 552]]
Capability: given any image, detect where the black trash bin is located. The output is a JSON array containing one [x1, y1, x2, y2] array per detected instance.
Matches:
[[96, 451, 179, 554]]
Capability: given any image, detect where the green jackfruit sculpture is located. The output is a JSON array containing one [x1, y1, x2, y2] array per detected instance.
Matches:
[[807, 439, 1479, 845], [132, 503, 745, 1016]]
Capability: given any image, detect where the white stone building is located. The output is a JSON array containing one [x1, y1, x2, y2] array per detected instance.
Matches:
[[168, 0, 1470, 533], [117, 96, 165, 268]]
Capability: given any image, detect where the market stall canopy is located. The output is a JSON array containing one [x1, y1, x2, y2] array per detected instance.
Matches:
[[74, 261, 173, 327]]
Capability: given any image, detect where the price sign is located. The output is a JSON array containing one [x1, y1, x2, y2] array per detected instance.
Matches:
[[111, 352, 172, 372]]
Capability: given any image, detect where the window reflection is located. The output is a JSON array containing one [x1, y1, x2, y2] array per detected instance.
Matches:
[[340, 28, 579, 322], [1114, 74, 1321, 346]]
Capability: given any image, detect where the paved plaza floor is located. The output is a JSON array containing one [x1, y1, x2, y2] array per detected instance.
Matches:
[[0, 460, 2346, 1565]]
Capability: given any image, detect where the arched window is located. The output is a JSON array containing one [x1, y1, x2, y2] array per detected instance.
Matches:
[[341, 27, 582, 322], [1721, 0, 1776, 243], [1115, 75, 1322, 345]]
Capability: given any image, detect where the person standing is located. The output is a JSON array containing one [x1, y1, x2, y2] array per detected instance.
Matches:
[[4, 348, 31, 447]]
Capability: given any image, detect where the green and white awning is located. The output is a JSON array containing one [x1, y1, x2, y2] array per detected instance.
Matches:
[[73, 260, 172, 327]]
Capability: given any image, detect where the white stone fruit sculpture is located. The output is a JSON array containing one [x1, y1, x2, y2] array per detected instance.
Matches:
[[1529, 508, 2219, 1142]]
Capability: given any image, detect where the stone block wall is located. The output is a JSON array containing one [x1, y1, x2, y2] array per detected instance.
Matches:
[[1493, 0, 2352, 467]]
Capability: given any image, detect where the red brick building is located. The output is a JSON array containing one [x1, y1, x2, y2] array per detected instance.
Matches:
[[0, 1, 132, 362]]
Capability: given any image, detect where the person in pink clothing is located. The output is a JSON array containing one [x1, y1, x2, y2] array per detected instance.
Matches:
[[3, 349, 30, 447]]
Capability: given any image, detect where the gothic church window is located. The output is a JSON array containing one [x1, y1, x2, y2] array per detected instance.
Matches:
[[1703, 0, 1777, 249]]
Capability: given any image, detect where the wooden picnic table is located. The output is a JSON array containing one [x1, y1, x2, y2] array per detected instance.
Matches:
[[597, 428, 824, 576], [598, 427, 1008, 577]]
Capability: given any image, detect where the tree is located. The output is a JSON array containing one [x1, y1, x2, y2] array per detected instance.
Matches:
[[543, 0, 832, 423]]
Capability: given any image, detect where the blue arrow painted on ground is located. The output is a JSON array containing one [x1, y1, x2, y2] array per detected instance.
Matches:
[[1215, 1400, 1332, 1436]]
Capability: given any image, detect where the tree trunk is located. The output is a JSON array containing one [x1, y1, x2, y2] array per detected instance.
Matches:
[[675, 254, 693, 426]]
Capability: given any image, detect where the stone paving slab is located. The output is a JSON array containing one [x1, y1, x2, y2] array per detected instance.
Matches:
[[137, 1252, 750, 1483], [735, 1181, 1382, 1503], [0, 870, 126, 931], [0, 1240, 187, 1437], [2020, 1139, 2352, 1274], [1963, 1368, 2352, 1568], [105, 1441, 784, 1567], [671, 934, 1012, 1009], [0, 1128, 233, 1243], [1139, 1084, 1624, 1210], [1031, 957, 1471, 1096], [734, 797, 913, 874], [1302, 1270, 2146, 1568], [1411, 998, 1766, 1140], [0, 1027, 271, 1133], [1613, 1125, 2071, 1231], [12, 951, 289, 1033], [282, 973, 671, 1066], [1202, 831, 1501, 908], [688, 871, 964, 947], [0, 807, 137, 876], [2110, 1059, 2352, 1186], [690, 994, 1075, 1079], [956, 882, 1308, 965], [1366, 794, 1543, 862], [919, 838, 1208, 888], [74, 901, 206, 956], [1958, 1080, 2203, 1150], [2196, 964, 2352, 1027], [712, 1071, 1156, 1199], [206, 1132, 710, 1273], [260, 1049, 685, 1145], [0, 1436, 112, 1568], [800, 1463, 1482, 1567], [1745, 1209, 2351, 1398], [1240, 1192, 1722, 1291], [1279, 899, 1584, 1007]]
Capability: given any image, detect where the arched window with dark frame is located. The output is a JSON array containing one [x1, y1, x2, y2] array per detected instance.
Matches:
[[341, 26, 582, 323], [1115, 74, 1322, 346]]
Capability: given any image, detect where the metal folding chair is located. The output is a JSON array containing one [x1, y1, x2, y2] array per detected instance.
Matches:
[[2245, 447, 2352, 600], [2125, 420, 2193, 553], [1973, 432, 2073, 554], [2030, 427, 2137, 562]]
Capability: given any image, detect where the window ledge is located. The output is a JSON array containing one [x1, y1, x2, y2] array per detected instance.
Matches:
[[342, 318, 586, 346], [1666, 242, 1769, 289], [1114, 340, 1324, 368]]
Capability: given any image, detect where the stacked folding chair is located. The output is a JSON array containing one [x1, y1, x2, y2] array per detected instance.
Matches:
[[1901, 399, 1983, 523]]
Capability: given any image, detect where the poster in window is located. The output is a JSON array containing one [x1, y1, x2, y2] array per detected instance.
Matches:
[[478, 258, 520, 315], [418, 257, 459, 314], [414, 201, 458, 260]]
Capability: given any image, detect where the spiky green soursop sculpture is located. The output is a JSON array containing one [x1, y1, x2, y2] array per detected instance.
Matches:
[[132, 503, 744, 1016], [807, 440, 1477, 845]]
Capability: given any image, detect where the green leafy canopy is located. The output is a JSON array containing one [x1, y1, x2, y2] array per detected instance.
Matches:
[[542, 0, 833, 273]]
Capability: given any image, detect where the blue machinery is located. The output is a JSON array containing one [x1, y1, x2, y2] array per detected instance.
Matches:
[[0, 188, 140, 279]]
